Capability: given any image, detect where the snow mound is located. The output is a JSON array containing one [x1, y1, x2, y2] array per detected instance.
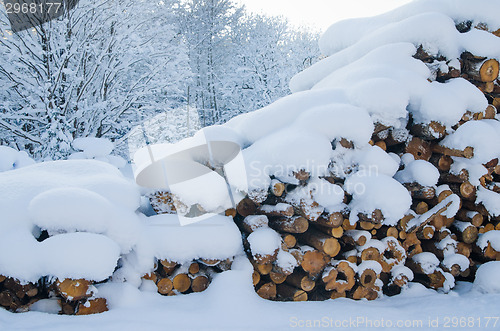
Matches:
[[0, 160, 140, 282], [345, 173, 412, 226], [0, 146, 35, 172], [474, 262, 500, 294], [70, 137, 126, 169], [394, 160, 440, 187], [136, 214, 243, 266]]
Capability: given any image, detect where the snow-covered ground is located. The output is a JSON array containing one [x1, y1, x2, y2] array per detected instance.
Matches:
[[1, 259, 499, 330]]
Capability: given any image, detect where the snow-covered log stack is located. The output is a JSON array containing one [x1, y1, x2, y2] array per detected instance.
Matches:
[[144, 0, 500, 302], [0, 160, 141, 314]]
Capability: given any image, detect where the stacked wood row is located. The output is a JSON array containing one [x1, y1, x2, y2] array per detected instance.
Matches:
[[0, 275, 108, 315], [145, 22, 500, 302], [231, 23, 500, 302], [142, 258, 233, 296]]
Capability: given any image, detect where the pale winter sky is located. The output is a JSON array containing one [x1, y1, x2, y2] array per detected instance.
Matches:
[[236, 0, 413, 32]]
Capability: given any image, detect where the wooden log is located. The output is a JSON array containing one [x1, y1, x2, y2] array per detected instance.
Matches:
[[160, 260, 178, 275], [61, 301, 76, 315], [483, 243, 500, 260], [339, 138, 355, 149], [414, 201, 429, 215], [464, 57, 499, 82], [299, 200, 324, 222], [359, 221, 375, 231], [252, 270, 261, 286], [4, 278, 38, 299], [357, 209, 384, 224], [344, 249, 359, 264], [270, 179, 286, 197], [191, 275, 210, 292], [255, 263, 272, 276], [439, 169, 469, 184], [188, 262, 200, 275], [269, 216, 309, 234], [313, 212, 344, 228], [172, 274, 191, 293], [351, 285, 379, 301], [241, 215, 269, 233], [405, 183, 436, 200], [301, 250, 330, 278], [452, 221, 479, 244], [289, 248, 305, 265], [285, 270, 316, 292], [76, 298, 108, 315], [380, 238, 407, 273], [391, 267, 412, 288], [236, 198, 257, 217], [225, 208, 237, 218], [441, 255, 469, 277], [407, 195, 457, 233], [402, 232, 421, 252], [252, 249, 279, 265], [460, 182, 477, 200], [430, 154, 453, 172], [456, 209, 484, 227], [417, 224, 435, 240], [270, 270, 288, 285], [437, 188, 454, 202], [297, 229, 341, 257], [493, 98, 500, 112], [384, 128, 409, 147], [343, 230, 371, 247], [330, 290, 347, 300], [375, 226, 400, 240], [282, 234, 297, 249], [398, 214, 415, 232], [276, 284, 308, 301], [157, 278, 174, 295], [484, 105, 497, 119], [256, 282, 277, 300], [431, 215, 447, 231], [342, 218, 356, 230], [431, 144, 474, 159], [410, 122, 446, 141], [0, 290, 21, 310], [322, 261, 356, 292], [375, 140, 387, 151], [359, 268, 377, 288], [360, 246, 381, 262], [457, 242, 472, 258], [313, 224, 344, 238], [56, 279, 92, 301], [257, 203, 294, 218]]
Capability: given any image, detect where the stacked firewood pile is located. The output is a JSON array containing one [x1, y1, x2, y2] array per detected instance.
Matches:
[[142, 258, 233, 296], [230, 23, 500, 302], [0, 275, 108, 315]]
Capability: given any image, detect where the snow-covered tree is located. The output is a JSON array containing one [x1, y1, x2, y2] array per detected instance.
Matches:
[[0, 0, 191, 159], [173, 0, 320, 125], [172, 0, 244, 126], [224, 14, 320, 118]]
